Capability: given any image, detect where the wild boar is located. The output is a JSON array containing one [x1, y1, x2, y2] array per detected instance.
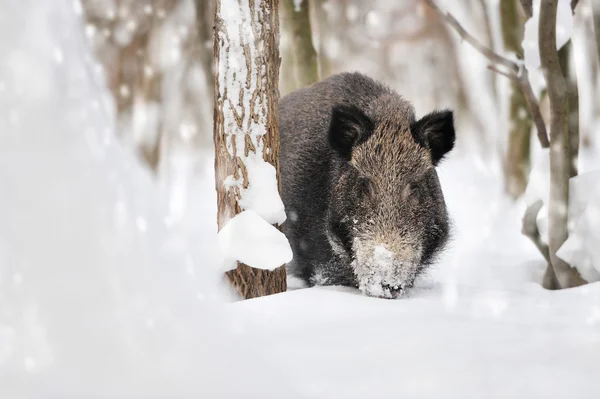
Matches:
[[279, 72, 454, 298]]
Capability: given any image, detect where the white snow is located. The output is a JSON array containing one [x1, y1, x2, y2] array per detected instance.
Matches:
[[522, 0, 574, 70], [557, 171, 600, 282], [217, 210, 292, 271], [293, 0, 303, 13], [228, 151, 600, 398], [238, 155, 287, 225]]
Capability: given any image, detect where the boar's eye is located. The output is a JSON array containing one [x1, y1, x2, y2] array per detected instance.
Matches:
[[359, 177, 376, 198], [403, 183, 420, 204]]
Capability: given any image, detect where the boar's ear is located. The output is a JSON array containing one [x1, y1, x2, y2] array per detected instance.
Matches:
[[328, 104, 374, 160], [411, 109, 455, 166]]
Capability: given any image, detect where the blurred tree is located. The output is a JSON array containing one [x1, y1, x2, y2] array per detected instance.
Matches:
[[82, 0, 215, 176], [476, 0, 499, 100], [579, 8, 598, 148], [501, 0, 533, 199], [558, 41, 579, 178], [593, 0, 600, 64], [538, 0, 586, 289], [309, 0, 334, 78], [280, 0, 319, 91], [194, 0, 215, 96], [213, 0, 287, 299]]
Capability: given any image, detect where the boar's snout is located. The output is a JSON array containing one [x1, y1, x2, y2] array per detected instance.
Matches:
[[352, 239, 422, 299]]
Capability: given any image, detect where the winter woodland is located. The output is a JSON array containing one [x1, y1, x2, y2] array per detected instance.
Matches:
[[1, 0, 600, 397]]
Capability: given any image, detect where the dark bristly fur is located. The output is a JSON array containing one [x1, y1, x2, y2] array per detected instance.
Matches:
[[279, 72, 455, 298]]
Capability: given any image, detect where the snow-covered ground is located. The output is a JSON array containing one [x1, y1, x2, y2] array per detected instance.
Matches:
[[1, 0, 600, 398], [232, 149, 600, 398]]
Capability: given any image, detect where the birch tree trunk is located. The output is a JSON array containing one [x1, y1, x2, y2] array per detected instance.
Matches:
[[538, 0, 586, 289], [280, 0, 319, 90], [501, 0, 533, 199], [213, 0, 287, 299]]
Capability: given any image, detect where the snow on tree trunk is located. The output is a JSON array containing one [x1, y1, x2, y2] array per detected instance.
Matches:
[[213, 0, 289, 299], [501, 0, 533, 199], [281, 0, 319, 90], [538, 0, 586, 288]]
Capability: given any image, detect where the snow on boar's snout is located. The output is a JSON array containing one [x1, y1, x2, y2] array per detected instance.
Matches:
[[279, 73, 454, 299], [326, 94, 455, 298]]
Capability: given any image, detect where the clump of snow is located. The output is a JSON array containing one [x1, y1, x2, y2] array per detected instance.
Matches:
[[217, 210, 292, 271], [557, 171, 600, 282], [522, 0, 574, 70], [373, 245, 394, 266], [293, 0, 303, 12], [238, 155, 287, 225], [522, 149, 600, 282]]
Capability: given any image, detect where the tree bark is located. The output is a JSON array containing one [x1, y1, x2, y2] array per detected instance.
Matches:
[[213, 0, 287, 299], [557, 41, 579, 178], [281, 0, 319, 90], [501, 0, 533, 199], [538, 0, 586, 288], [593, 0, 600, 66]]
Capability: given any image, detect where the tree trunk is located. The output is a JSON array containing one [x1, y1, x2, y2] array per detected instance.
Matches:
[[593, 0, 600, 65], [501, 0, 533, 199], [310, 0, 334, 78], [558, 41, 579, 178], [213, 0, 287, 299], [281, 0, 319, 90], [279, 21, 297, 96], [538, 0, 586, 288]]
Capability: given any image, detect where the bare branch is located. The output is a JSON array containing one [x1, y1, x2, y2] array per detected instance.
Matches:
[[487, 64, 517, 80], [423, 0, 519, 73], [517, 69, 550, 148], [424, 0, 550, 148]]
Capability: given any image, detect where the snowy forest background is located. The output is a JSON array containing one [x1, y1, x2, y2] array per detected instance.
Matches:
[[1, 0, 600, 397]]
